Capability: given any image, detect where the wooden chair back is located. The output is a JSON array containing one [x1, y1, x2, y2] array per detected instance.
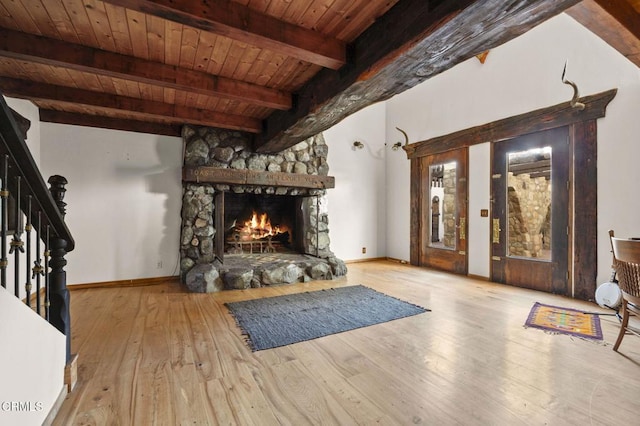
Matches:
[[610, 237, 640, 299]]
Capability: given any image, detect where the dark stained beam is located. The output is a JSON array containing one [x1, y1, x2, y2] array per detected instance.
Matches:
[[39, 110, 182, 137], [255, 0, 582, 153], [0, 28, 291, 110], [593, 0, 640, 40], [566, 0, 640, 67], [0, 77, 262, 132], [103, 0, 346, 70], [182, 167, 335, 189]]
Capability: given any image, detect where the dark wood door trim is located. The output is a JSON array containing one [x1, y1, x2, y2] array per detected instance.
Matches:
[[572, 120, 598, 300], [403, 89, 616, 159]]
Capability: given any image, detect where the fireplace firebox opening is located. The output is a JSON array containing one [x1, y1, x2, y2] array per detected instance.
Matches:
[[223, 193, 303, 254]]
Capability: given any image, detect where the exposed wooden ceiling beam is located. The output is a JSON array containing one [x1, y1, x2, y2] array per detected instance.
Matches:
[[102, 0, 346, 70], [0, 27, 291, 110], [255, 0, 582, 153], [0, 77, 262, 132], [39, 109, 182, 137], [593, 0, 640, 40], [566, 0, 640, 67]]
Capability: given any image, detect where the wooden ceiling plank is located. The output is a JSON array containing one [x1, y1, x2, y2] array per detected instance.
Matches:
[[320, 0, 366, 38], [16, 0, 57, 35], [96, 74, 118, 94], [207, 34, 233, 76], [0, 28, 292, 110], [163, 87, 176, 105], [163, 20, 183, 67], [125, 8, 150, 59], [256, 0, 582, 153], [41, 0, 82, 43], [100, 0, 346, 69], [232, 44, 262, 82], [145, 14, 166, 64], [1, 76, 262, 132], [178, 26, 199, 69], [335, 0, 396, 41], [192, 29, 217, 74], [0, 3, 19, 32], [3, 0, 42, 34], [39, 109, 183, 136], [264, 0, 290, 18], [297, 0, 337, 31], [83, 0, 118, 52], [102, 2, 133, 55], [244, 48, 277, 86], [594, 0, 640, 39], [149, 83, 164, 103], [281, 0, 314, 26], [220, 40, 247, 79], [61, 0, 101, 48]]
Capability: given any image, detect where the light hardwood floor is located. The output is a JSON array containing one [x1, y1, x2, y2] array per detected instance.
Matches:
[[54, 261, 640, 425]]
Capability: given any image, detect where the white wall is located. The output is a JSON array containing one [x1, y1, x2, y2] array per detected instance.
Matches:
[[324, 102, 387, 261], [0, 286, 66, 425], [385, 13, 640, 286], [5, 97, 41, 166], [40, 124, 183, 285]]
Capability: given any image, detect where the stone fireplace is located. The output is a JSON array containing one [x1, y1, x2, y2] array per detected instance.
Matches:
[[180, 126, 347, 292]]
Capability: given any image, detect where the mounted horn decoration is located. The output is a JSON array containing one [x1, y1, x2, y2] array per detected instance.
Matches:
[[391, 127, 409, 150], [561, 61, 585, 110]]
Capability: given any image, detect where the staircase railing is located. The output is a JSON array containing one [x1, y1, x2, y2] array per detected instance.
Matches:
[[0, 94, 75, 363]]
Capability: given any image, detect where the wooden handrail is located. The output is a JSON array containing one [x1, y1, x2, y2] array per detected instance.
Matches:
[[0, 95, 74, 251]]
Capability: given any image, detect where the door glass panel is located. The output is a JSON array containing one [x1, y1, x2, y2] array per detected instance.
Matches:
[[506, 147, 552, 260], [429, 161, 456, 250]]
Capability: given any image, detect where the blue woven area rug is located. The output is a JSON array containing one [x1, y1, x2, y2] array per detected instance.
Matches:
[[225, 285, 429, 351]]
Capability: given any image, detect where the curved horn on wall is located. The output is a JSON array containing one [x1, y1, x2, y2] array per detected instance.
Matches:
[[561, 61, 585, 110], [392, 127, 409, 150]]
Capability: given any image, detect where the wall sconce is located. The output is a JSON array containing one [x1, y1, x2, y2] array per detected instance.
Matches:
[[353, 141, 364, 150]]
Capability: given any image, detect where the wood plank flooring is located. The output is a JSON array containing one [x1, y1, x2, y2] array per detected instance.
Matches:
[[53, 260, 640, 425]]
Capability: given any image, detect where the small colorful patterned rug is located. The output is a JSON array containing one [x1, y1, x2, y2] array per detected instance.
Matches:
[[525, 302, 603, 340]]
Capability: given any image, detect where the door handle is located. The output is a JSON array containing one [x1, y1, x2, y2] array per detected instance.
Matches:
[[492, 218, 501, 243], [459, 217, 466, 240]]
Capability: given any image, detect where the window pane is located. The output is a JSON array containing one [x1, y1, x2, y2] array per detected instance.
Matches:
[[429, 161, 456, 250], [506, 147, 551, 260]]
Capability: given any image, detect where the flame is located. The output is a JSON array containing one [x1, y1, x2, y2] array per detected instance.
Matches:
[[242, 211, 282, 240]]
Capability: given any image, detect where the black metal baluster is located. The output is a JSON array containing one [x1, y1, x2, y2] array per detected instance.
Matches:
[[0, 154, 7, 288], [33, 211, 44, 315], [24, 195, 32, 306], [9, 176, 24, 296], [45, 225, 50, 322]]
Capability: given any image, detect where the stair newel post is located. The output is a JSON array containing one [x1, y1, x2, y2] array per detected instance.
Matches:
[[47, 175, 71, 363]]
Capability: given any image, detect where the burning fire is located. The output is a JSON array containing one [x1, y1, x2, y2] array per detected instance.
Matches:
[[241, 211, 282, 240]]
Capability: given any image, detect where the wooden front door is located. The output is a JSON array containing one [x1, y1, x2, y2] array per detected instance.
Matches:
[[491, 127, 569, 294], [419, 148, 468, 274]]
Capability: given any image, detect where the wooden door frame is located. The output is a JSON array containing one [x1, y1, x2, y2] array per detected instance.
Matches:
[[404, 89, 617, 300]]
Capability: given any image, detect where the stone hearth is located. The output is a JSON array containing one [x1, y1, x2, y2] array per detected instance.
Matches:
[[180, 126, 347, 292], [184, 253, 347, 292]]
